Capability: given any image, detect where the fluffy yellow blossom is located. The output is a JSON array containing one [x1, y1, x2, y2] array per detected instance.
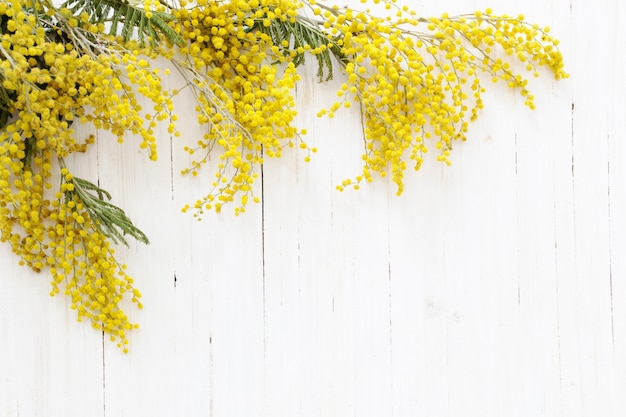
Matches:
[[303, 2, 567, 192], [0, 0, 161, 350], [1, 0, 566, 351]]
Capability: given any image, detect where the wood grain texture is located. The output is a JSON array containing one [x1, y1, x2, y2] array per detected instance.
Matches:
[[2, 0, 625, 415]]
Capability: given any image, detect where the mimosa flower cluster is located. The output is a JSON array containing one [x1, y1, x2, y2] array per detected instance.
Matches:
[[0, 0, 163, 351], [166, 0, 310, 216], [0, 0, 567, 350], [302, 2, 568, 193]]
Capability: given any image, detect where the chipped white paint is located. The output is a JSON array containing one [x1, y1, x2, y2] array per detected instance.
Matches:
[[2, 0, 625, 416]]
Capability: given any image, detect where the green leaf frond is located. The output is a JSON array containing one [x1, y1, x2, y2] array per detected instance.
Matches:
[[61, 0, 184, 47], [66, 175, 150, 246], [251, 14, 347, 81], [0, 84, 15, 129]]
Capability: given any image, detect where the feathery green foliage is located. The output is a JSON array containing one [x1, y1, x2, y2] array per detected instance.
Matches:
[[251, 14, 347, 81], [66, 174, 150, 246], [61, 0, 184, 46]]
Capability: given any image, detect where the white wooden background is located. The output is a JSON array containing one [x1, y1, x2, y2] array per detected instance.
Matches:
[[1, 0, 624, 415]]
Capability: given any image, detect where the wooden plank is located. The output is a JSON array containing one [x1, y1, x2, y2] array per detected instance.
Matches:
[[607, 3, 626, 414], [0, 121, 105, 417], [567, 1, 618, 416]]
